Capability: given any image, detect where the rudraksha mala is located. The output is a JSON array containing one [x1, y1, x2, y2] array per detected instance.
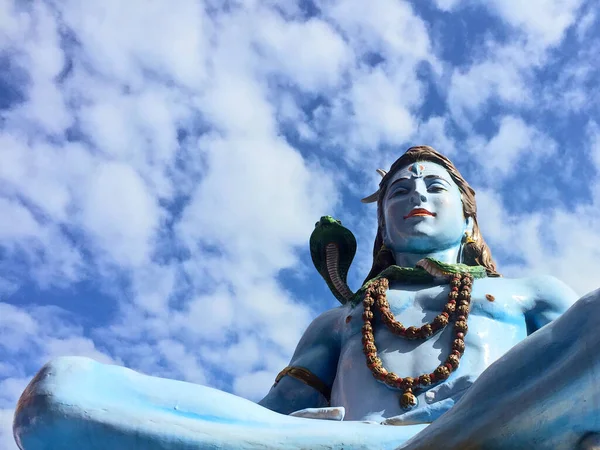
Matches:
[[361, 272, 473, 410]]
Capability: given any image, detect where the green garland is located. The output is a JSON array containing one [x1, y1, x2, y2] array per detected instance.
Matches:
[[309, 215, 488, 306], [350, 258, 487, 306]]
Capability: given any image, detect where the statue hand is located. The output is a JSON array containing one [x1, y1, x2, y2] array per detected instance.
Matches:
[[380, 397, 455, 426], [289, 406, 345, 421]]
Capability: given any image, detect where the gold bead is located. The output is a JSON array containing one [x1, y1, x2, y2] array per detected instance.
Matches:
[[455, 320, 468, 333], [363, 342, 376, 353], [401, 377, 415, 389], [447, 354, 460, 369], [372, 366, 388, 380], [434, 314, 449, 327], [362, 332, 374, 343], [452, 339, 465, 353], [392, 323, 406, 335], [405, 326, 419, 339], [420, 324, 433, 338], [418, 374, 432, 386], [457, 305, 469, 315], [385, 372, 400, 385], [434, 365, 450, 380], [400, 389, 418, 410], [366, 353, 379, 366]]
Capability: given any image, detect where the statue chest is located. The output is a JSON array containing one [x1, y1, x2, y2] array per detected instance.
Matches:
[[343, 278, 529, 339], [388, 279, 526, 323], [335, 278, 532, 420]]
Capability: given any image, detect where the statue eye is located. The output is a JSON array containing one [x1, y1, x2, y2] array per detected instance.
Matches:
[[389, 187, 409, 198], [427, 184, 446, 193]]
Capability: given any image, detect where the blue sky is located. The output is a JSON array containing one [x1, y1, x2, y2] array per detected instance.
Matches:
[[1, 0, 599, 447]]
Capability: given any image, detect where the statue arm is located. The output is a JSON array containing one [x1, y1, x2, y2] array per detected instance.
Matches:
[[525, 275, 579, 333], [258, 307, 343, 415]]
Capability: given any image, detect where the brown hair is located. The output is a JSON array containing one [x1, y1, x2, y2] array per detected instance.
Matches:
[[363, 145, 500, 283]]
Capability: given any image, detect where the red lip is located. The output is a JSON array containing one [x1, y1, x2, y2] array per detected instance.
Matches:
[[404, 208, 436, 219]]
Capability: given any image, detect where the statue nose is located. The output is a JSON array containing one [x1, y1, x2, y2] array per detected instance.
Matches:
[[409, 191, 427, 205]]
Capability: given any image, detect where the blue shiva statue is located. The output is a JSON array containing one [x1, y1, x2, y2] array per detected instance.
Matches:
[[13, 146, 600, 449]]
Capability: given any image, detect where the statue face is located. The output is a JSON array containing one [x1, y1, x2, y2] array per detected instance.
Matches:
[[382, 161, 469, 254]]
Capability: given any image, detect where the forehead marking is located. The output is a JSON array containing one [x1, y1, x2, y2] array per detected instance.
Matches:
[[409, 163, 424, 177]]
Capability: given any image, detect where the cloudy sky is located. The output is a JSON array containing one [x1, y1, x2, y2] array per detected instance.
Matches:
[[1, 0, 599, 447]]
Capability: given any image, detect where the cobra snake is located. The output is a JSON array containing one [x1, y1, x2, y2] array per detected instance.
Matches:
[[309, 216, 357, 304]]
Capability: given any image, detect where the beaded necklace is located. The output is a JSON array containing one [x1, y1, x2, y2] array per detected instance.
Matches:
[[360, 260, 484, 410]]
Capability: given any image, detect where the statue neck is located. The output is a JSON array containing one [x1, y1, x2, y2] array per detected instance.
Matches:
[[393, 246, 461, 269]]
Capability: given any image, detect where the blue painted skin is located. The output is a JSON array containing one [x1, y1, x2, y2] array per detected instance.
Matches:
[[13, 357, 427, 450], [13, 161, 600, 449], [260, 162, 578, 426]]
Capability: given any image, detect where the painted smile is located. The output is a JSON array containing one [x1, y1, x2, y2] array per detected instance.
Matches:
[[404, 208, 436, 219]]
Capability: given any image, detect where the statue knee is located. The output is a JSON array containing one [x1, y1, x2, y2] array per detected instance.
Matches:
[[14, 357, 97, 425], [569, 288, 600, 324], [14, 357, 103, 449]]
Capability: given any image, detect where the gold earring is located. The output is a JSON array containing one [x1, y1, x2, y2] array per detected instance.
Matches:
[[464, 231, 476, 245]]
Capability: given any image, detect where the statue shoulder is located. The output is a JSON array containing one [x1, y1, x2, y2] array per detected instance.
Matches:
[[313, 305, 346, 327], [525, 274, 578, 308], [481, 273, 577, 307], [295, 306, 346, 348], [516, 274, 579, 331], [477, 274, 578, 325]]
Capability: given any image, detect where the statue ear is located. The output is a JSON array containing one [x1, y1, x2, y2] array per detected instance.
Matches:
[[382, 232, 392, 248], [465, 216, 474, 235]]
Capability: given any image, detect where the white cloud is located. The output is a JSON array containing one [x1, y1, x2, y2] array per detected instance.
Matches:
[[445, 1, 585, 128], [447, 42, 536, 128], [128, 263, 178, 314], [57, 0, 211, 90], [309, 0, 436, 156], [477, 189, 600, 296], [475, 118, 600, 295], [0, 198, 41, 240], [254, 14, 352, 91], [155, 339, 207, 384], [314, 65, 420, 160], [431, 0, 462, 12], [0, 133, 75, 222], [174, 289, 237, 344], [348, 67, 418, 145], [0, 302, 115, 449], [487, 0, 583, 48], [1, 2, 71, 137], [0, 303, 114, 365], [1, 386, 24, 450], [576, 8, 597, 41], [0, 0, 598, 447], [431, 0, 583, 49], [177, 134, 336, 276], [0, 304, 37, 350], [469, 115, 556, 180], [412, 116, 457, 156], [588, 120, 600, 171], [78, 161, 162, 268], [0, 305, 115, 449], [233, 370, 279, 401], [1, 2, 344, 422], [321, 0, 433, 62], [76, 83, 188, 199]]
